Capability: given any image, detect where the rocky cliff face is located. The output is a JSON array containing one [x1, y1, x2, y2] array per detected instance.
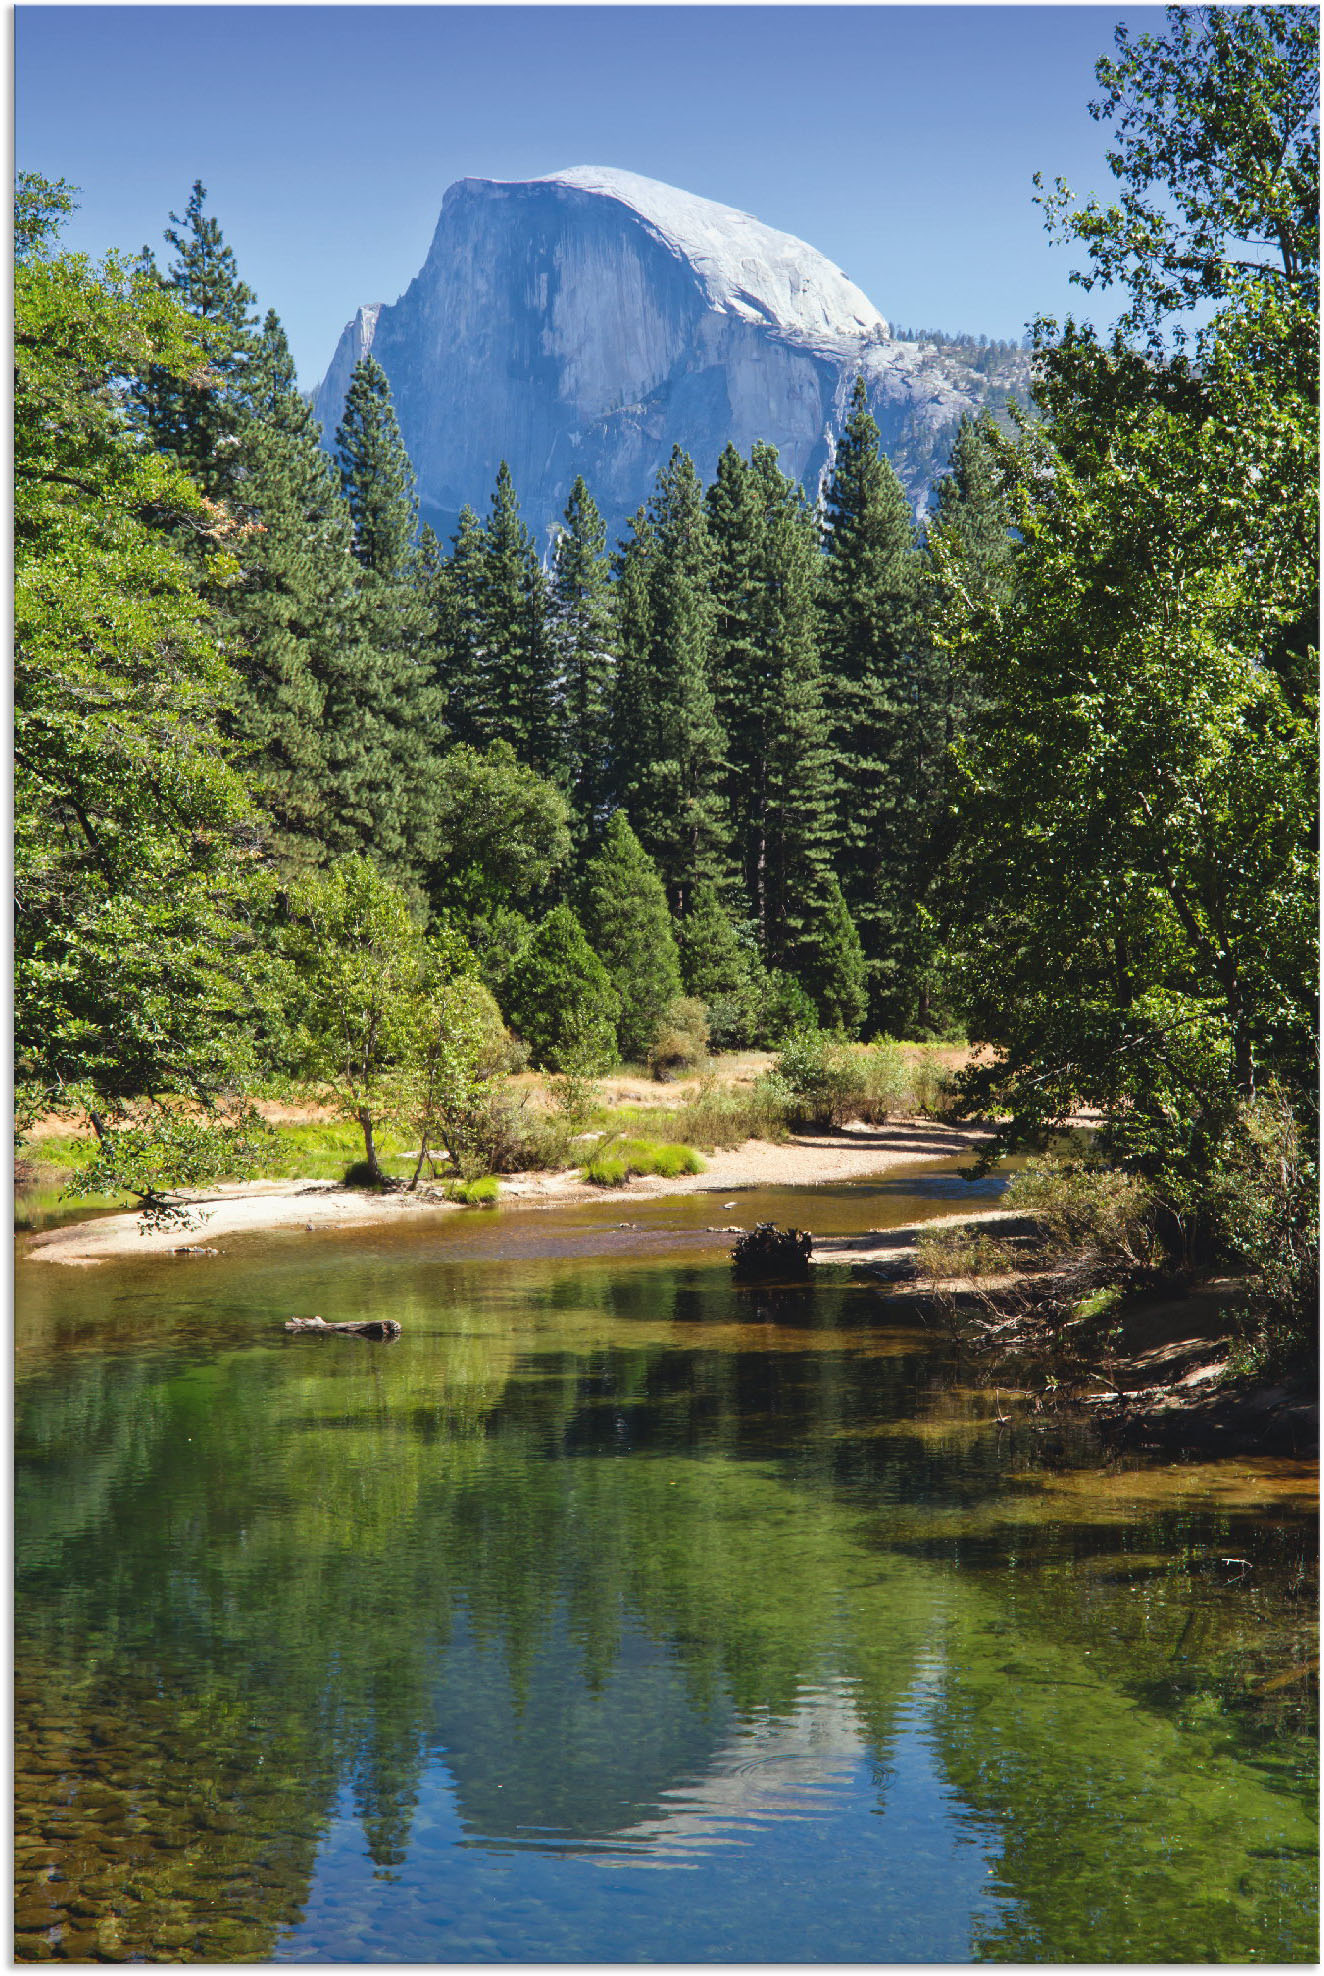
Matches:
[[313, 167, 1028, 543]]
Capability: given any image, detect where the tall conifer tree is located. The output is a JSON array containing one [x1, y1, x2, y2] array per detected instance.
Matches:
[[224, 309, 358, 857], [819, 377, 928, 1032], [550, 476, 616, 844], [137, 180, 259, 501], [612, 449, 726, 914], [707, 442, 835, 977], [580, 812, 682, 1061], [332, 355, 446, 879]]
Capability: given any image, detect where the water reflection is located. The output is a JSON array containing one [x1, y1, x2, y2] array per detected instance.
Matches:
[[14, 1222, 1318, 1963]]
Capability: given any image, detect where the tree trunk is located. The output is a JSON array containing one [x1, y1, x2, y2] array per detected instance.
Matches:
[[359, 1108, 383, 1181]]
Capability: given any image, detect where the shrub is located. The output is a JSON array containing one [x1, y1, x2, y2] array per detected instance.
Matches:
[[1206, 1085, 1318, 1365], [773, 1031, 866, 1129], [649, 997, 710, 1080], [1004, 1156, 1157, 1276], [502, 905, 620, 1072], [343, 1158, 388, 1190], [583, 1155, 629, 1187]]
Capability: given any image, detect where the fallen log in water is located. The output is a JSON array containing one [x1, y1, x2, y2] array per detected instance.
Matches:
[[284, 1316, 401, 1341]]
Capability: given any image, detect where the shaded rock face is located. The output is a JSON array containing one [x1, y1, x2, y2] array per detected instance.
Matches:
[[313, 168, 1028, 544]]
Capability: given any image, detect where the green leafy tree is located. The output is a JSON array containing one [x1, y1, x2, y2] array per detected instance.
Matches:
[[581, 813, 683, 1061], [419, 740, 572, 927], [943, 6, 1318, 1313], [280, 856, 478, 1182], [819, 378, 931, 1032], [797, 873, 869, 1037], [14, 174, 270, 1186], [502, 906, 620, 1072], [612, 450, 727, 913]]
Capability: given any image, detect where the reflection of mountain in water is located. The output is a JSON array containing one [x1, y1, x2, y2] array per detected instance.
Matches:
[[595, 1678, 865, 1863]]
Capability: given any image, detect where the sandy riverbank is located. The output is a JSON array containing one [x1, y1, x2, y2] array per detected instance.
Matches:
[[22, 1117, 993, 1266]]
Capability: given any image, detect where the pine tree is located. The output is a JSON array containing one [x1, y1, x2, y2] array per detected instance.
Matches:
[[502, 905, 620, 1072], [612, 449, 727, 914], [908, 412, 1016, 1029], [581, 812, 682, 1061], [676, 880, 764, 1050], [819, 376, 928, 1033], [550, 476, 616, 844], [708, 442, 835, 976], [331, 356, 446, 880], [137, 180, 259, 501], [439, 466, 554, 775], [796, 872, 868, 1036], [224, 309, 354, 857]]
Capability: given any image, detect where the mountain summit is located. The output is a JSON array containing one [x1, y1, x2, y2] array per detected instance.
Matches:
[[313, 168, 1025, 541]]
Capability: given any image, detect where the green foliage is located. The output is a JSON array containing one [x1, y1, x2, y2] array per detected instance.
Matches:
[[550, 476, 615, 841], [1005, 1156, 1158, 1276], [446, 1175, 501, 1206], [329, 356, 446, 883], [757, 970, 818, 1048], [502, 905, 620, 1072], [771, 1031, 864, 1130], [444, 462, 556, 774], [1035, 6, 1319, 348], [648, 997, 710, 1080], [420, 741, 571, 925], [612, 450, 728, 910], [819, 377, 932, 1032], [136, 179, 259, 501], [581, 812, 682, 1060], [1205, 1086, 1318, 1361], [14, 173, 271, 1173], [707, 443, 835, 968], [941, 9, 1318, 1373], [581, 1138, 706, 1185], [278, 855, 480, 1180], [797, 872, 868, 1037], [63, 1108, 273, 1231], [671, 1075, 791, 1150], [676, 881, 765, 1049]]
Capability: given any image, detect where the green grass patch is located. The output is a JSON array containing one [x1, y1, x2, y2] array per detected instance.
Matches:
[[445, 1176, 500, 1206], [581, 1138, 706, 1186]]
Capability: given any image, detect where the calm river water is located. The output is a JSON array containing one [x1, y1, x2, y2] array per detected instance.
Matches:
[[14, 1163, 1319, 1963]]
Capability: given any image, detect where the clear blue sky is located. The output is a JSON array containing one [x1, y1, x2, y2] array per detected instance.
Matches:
[[17, 5, 1167, 385]]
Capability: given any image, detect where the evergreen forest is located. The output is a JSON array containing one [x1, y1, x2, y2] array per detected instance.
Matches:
[[14, 6, 1318, 1363]]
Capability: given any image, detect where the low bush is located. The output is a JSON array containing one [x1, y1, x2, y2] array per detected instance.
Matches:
[[649, 997, 709, 1080], [1004, 1157, 1157, 1278], [915, 1224, 1020, 1286], [772, 1032, 865, 1129]]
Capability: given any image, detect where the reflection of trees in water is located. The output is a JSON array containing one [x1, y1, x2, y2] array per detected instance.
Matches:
[[14, 1288, 1317, 1962]]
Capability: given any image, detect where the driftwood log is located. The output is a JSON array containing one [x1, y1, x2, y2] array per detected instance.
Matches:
[[284, 1316, 401, 1341], [731, 1222, 813, 1282]]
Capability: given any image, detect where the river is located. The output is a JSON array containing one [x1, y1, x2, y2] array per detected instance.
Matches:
[[14, 1162, 1319, 1962]]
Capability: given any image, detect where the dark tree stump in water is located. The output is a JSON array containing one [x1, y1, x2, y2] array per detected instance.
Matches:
[[284, 1316, 401, 1341], [731, 1223, 813, 1282]]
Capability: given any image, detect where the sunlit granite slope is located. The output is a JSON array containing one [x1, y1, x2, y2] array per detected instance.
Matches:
[[313, 167, 1029, 540]]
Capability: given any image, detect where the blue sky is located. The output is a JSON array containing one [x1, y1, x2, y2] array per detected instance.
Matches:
[[17, 5, 1168, 385]]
